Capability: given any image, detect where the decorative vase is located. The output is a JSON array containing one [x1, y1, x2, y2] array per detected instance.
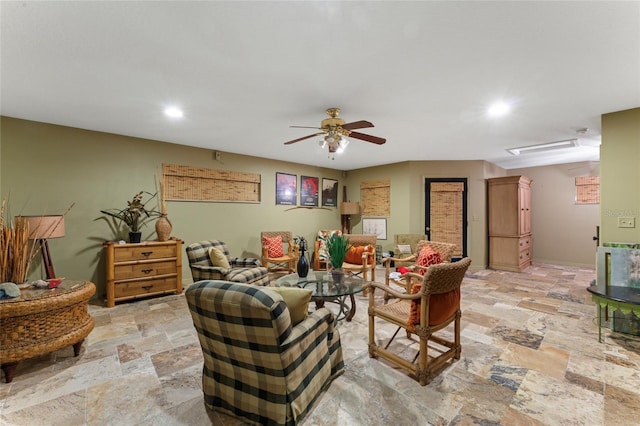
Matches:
[[155, 214, 172, 242], [297, 250, 309, 278], [331, 267, 345, 284], [129, 231, 142, 243]]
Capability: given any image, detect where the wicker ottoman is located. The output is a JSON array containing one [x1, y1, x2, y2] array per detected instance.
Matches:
[[0, 280, 95, 383]]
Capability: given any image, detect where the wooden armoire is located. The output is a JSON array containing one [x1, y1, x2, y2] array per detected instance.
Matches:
[[488, 175, 532, 271]]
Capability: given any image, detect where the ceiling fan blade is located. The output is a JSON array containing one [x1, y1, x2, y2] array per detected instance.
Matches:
[[341, 120, 374, 131], [290, 125, 323, 130], [348, 131, 386, 145], [284, 132, 324, 145]]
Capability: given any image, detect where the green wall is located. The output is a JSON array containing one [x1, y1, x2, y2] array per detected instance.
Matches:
[[601, 107, 640, 244], [0, 117, 343, 300], [2, 114, 614, 301], [345, 160, 501, 268]]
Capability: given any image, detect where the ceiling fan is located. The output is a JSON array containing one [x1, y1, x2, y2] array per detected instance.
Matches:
[[284, 108, 386, 157]]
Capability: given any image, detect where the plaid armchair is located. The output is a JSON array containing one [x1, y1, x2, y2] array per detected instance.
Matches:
[[185, 240, 270, 286], [186, 280, 344, 426]]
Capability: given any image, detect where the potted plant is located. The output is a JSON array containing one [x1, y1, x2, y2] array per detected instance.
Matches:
[[100, 191, 161, 243], [325, 234, 350, 283]]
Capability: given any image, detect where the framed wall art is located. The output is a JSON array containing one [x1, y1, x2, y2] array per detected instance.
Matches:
[[276, 172, 297, 205], [322, 178, 338, 207], [300, 176, 319, 207], [362, 218, 387, 240]]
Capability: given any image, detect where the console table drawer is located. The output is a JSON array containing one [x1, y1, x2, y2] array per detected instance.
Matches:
[[114, 277, 177, 299], [114, 259, 177, 280], [114, 245, 177, 262]]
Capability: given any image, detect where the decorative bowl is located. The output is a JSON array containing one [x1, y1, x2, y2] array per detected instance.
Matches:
[[46, 278, 64, 289]]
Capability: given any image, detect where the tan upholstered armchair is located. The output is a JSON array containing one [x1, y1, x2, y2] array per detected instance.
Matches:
[[365, 257, 471, 385], [261, 231, 298, 274], [341, 233, 377, 282], [186, 280, 344, 425]]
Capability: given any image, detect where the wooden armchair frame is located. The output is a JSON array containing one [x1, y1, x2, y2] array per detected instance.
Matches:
[[261, 231, 298, 274], [365, 257, 471, 386], [383, 240, 456, 300], [341, 233, 377, 282]]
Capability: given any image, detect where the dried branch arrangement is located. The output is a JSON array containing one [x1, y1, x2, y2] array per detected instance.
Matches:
[[0, 199, 39, 283], [0, 199, 75, 283]]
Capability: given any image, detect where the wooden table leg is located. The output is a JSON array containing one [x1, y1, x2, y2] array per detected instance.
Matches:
[[1, 362, 18, 383], [73, 339, 85, 357]]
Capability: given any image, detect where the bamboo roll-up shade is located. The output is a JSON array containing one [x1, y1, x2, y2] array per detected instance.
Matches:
[[575, 176, 600, 204], [430, 182, 463, 256], [163, 164, 261, 203], [360, 179, 390, 217]]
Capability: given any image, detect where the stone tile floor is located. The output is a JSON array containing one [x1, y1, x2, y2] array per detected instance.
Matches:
[[1, 264, 639, 425]]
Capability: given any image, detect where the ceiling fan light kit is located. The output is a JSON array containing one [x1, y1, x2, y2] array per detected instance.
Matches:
[[285, 108, 386, 158]]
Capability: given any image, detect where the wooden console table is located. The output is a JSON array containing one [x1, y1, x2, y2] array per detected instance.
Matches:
[[0, 279, 95, 383], [103, 239, 183, 307], [587, 283, 640, 342]]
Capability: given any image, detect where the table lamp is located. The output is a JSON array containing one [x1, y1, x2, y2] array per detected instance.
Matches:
[[340, 201, 360, 234], [15, 215, 65, 279]]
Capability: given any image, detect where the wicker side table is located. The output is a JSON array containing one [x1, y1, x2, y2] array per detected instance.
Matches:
[[0, 279, 95, 383]]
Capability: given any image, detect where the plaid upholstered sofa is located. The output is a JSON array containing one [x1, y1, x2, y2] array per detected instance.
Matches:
[[186, 280, 345, 425], [185, 240, 270, 286]]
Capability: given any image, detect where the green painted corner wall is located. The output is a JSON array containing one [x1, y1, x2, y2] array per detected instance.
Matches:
[[601, 107, 640, 245]]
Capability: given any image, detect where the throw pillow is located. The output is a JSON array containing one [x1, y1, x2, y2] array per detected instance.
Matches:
[[263, 235, 284, 258], [407, 282, 461, 332], [344, 244, 373, 265], [416, 245, 442, 275], [268, 287, 313, 325], [208, 247, 231, 269]]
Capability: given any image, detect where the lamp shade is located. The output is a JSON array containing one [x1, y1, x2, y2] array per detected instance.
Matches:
[[340, 202, 360, 215], [15, 215, 65, 239]]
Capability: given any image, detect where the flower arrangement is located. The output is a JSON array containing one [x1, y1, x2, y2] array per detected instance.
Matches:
[[100, 191, 161, 233], [325, 233, 351, 269]]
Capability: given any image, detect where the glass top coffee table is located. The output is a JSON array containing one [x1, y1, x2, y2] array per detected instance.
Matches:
[[274, 270, 365, 322]]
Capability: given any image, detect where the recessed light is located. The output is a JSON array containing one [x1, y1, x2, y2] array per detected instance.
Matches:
[[164, 106, 184, 119], [487, 102, 510, 117]]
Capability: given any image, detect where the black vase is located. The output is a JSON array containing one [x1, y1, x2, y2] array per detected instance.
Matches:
[[297, 251, 309, 277], [129, 231, 142, 243]]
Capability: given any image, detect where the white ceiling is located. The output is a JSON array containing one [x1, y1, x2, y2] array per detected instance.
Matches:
[[1, 1, 639, 170]]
